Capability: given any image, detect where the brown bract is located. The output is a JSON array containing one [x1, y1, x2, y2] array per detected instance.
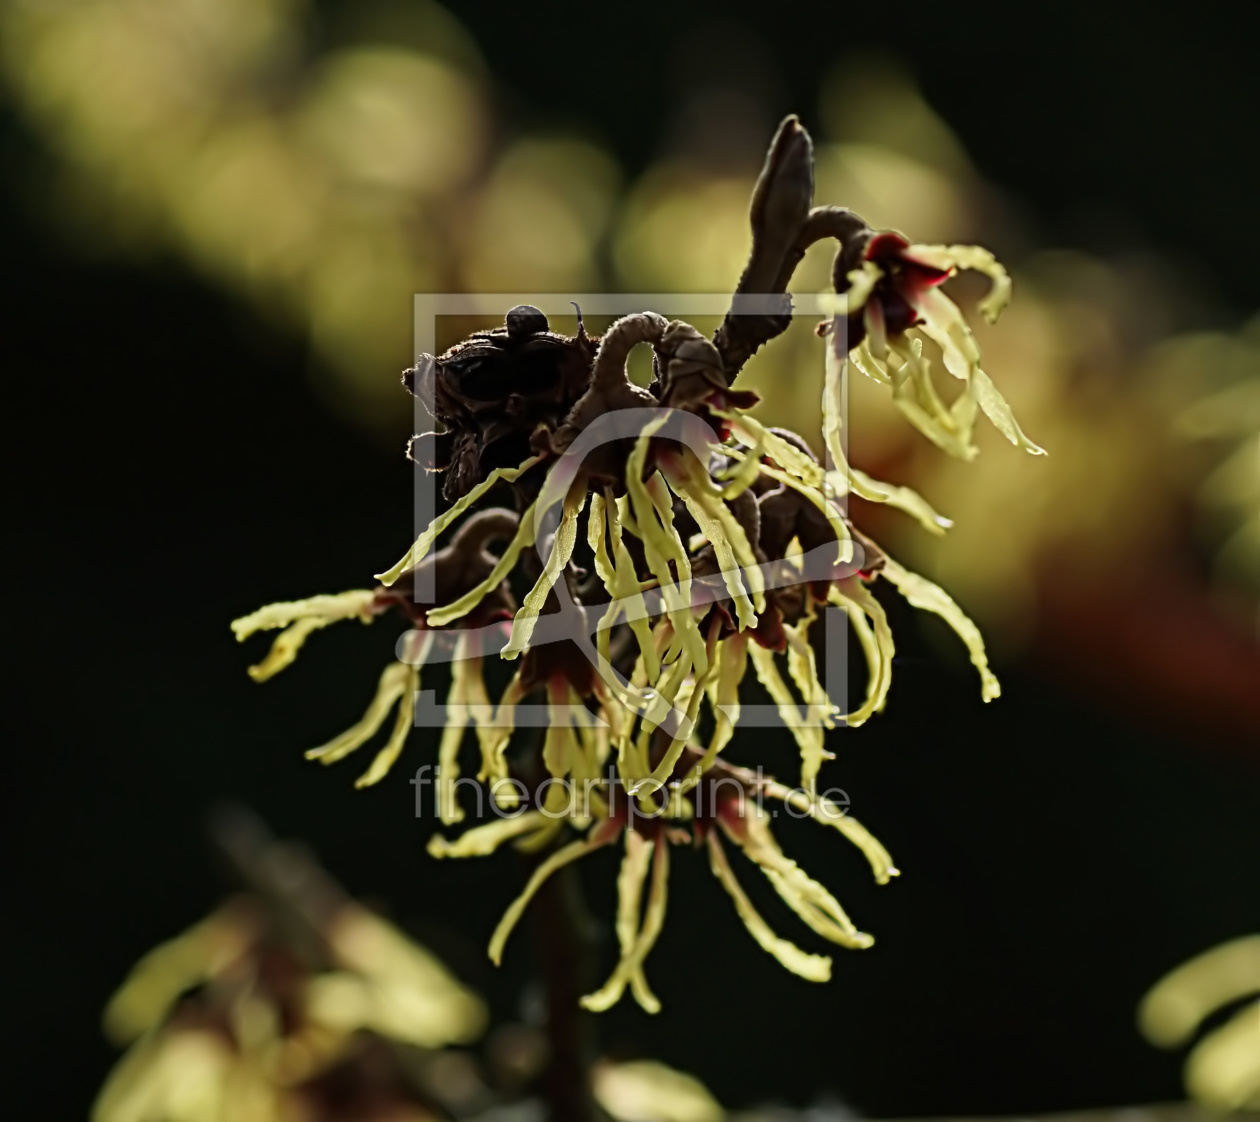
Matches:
[[832, 229, 952, 350]]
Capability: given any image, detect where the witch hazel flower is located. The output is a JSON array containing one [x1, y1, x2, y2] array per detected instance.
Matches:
[[825, 227, 1045, 460], [231, 115, 1040, 1009], [428, 750, 898, 1013]]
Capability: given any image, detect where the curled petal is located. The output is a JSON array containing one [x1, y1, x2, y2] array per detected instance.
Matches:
[[427, 811, 551, 859], [625, 641, 696, 792], [665, 450, 766, 626], [478, 673, 524, 806], [761, 867, 872, 950], [765, 780, 899, 885], [488, 827, 618, 965], [244, 617, 325, 682], [888, 335, 978, 461], [747, 643, 828, 794], [306, 662, 414, 766], [582, 832, 670, 1013], [824, 342, 954, 529], [425, 502, 539, 627], [595, 488, 661, 685], [911, 286, 980, 383], [716, 430, 766, 500], [231, 590, 377, 681], [503, 489, 586, 658], [625, 425, 708, 676], [734, 811, 872, 950], [356, 662, 421, 789], [637, 649, 715, 794], [970, 367, 1047, 456], [879, 556, 1000, 702], [829, 577, 895, 724], [910, 243, 1012, 323], [723, 412, 826, 488], [434, 643, 481, 823], [914, 287, 1044, 456], [376, 455, 543, 586], [627, 839, 670, 1012], [614, 832, 653, 962], [677, 635, 748, 795], [457, 656, 500, 784], [706, 830, 831, 982], [231, 589, 377, 641], [784, 609, 832, 733], [847, 463, 953, 535]]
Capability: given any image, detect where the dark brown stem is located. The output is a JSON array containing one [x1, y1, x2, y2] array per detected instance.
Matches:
[[534, 861, 599, 1122], [712, 113, 873, 382], [712, 116, 813, 380], [786, 205, 873, 293]]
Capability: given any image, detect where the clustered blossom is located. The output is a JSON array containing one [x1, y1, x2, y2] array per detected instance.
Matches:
[[831, 230, 1044, 461], [233, 117, 1042, 1011]]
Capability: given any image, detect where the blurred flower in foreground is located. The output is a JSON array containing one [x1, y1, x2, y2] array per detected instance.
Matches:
[[1140, 935, 1260, 1111], [234, 117, 1036, 1009], [593, 1059, 723, 1122], [93, 809, 485, 1122]]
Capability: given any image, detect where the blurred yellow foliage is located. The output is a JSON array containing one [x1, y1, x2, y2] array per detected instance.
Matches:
[[1140, 936, 1260, 1111], [593, 1059, 724, 1122], [93, 819, 486, 1122]]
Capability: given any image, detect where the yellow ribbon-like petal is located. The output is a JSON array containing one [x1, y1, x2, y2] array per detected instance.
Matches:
[[748, 642, 828, 794], [581, 832, 670, 1013], [424, 500, 539, 628], [828, 578, 895, 724], [705, 830, 831, 983], [879, 556, 1000, 702], [375, 455, 543, 586], [503, 489, 587, 658], [488, 830, 616, 965], [764, 780, 899, 885], [306, 661, 413, 766], [427, 811, 551, 859]]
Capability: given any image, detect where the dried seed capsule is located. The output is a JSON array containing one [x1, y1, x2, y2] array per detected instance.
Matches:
[[504, 304, 550, 340], [403, 306, 598, 499]]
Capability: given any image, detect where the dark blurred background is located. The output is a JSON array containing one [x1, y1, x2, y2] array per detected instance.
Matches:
[[4, 0, 1258, 1118]]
